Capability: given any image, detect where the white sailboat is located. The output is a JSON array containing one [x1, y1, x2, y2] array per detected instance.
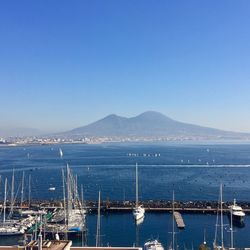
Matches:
[[0, 178, 25, 236], [9, 169, 15, 217], [96, 191, 101, 247], [20, 171, 25, 209], [168, 191, 176, 250], [59, 148, 63, 158], [213, 184, 225, 250], [133, 163, 145, 221], [63, 164, 86, 234]]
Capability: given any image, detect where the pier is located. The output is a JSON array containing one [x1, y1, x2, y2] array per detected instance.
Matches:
[[173, 212, 185, 229]]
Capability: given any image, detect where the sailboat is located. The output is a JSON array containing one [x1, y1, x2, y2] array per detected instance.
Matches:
[[64, 164, 86, 234], [229, 203, 234, 249], [133, 163, 145, 221], [0, 178, 25, 236], [59, 148, 63, 158], [168, 191, 176, 250], [96, 191, 101, 247], [213, 184, 225, 250], [198, 229, 209, 250]]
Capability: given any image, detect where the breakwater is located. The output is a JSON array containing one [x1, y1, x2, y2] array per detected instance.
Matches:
[[86, 200, 250, 214], [8, 199, 250, 214]]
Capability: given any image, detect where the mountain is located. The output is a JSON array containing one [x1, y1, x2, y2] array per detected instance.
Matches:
[[62, 111, 249, 139]]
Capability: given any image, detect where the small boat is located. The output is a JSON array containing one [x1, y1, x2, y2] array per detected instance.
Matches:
[[133, 163, 145, 221], [48, 187, 56, 191], [144, 239, 164, 250], [228, 199, 245, 224]]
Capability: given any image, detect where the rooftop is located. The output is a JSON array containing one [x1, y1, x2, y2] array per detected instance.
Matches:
[[0, 241, 142, 250]]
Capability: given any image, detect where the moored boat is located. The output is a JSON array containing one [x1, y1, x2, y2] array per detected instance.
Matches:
[[0, 226, 25, 236], [144, 239, 164, 250], [133, 163, 145, 221], [228, 199, 245, 225]]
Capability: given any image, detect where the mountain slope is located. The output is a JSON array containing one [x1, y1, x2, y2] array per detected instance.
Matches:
[[64, 111, 248, 138]]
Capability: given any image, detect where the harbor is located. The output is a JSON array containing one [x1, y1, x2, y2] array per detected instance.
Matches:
[[0, 198, 248, 234]]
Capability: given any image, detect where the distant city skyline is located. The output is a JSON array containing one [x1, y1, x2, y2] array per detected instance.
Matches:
[[0, 1, 250, 133]]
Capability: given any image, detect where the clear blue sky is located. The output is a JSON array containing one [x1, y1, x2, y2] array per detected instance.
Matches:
[[0, 0, 250, 132]]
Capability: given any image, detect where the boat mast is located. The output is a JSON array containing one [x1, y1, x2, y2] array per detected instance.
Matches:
[[74, 174, 78, 206], [172, 190, 175, 250], [3, 178, 7, 223], [28, 174, 31, 207], [81, 184, 85, 248], [62, 169, 67, 226], [96, 191, 101, 247], [81, 184, 84, 212], [230, 203, 234, 248], [220, 184, 224, 249], [10, 169, 15, 216], [66, 164, 72, 229], [135, 163, 138, 209], [21, 171, 25, 209]]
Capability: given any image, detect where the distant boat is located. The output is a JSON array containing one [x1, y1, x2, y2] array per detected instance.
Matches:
[[59, 148, 63, 158], [48, 187, 56, 191], [133, 163, 145, 221]]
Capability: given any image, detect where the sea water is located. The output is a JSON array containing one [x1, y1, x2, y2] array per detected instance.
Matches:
[[1, 142, 250, 248]]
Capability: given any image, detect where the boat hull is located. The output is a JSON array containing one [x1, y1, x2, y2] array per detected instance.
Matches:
[[144, 240, 164, 250], [228, 213, 245, 227]]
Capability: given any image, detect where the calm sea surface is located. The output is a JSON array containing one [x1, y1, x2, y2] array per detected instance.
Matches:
[[1, 142, 250, 248]]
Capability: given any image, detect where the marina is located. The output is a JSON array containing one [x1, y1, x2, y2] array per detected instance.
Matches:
[[0, 198, 248, 238]]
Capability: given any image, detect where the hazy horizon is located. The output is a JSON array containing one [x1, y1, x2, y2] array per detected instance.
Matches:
[[1, 1, 250, 133], [1, 111, 250, 136]]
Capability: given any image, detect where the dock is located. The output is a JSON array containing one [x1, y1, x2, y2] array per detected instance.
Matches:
[[173, 212, 185, 229]]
